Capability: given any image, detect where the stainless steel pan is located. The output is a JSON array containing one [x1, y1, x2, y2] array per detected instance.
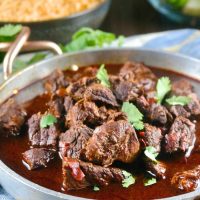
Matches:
[[0, 32, 200, 200]]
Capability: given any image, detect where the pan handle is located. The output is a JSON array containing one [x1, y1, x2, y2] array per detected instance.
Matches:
[[0, 26, 63, 80]]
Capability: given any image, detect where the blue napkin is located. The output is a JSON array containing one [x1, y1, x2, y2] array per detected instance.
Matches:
[[1, 28, 200, 200]]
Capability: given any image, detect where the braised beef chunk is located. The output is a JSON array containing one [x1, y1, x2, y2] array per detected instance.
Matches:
[[164, 116, 196, 153], [22, 148, 55, 170], [62, 157, 124, 190], [66, 77, 96, 101], [171, 165, 200, 192], [171, 79, 200, 116], [111, 77, 142, 102], [64, 96, 74, 113], [169, 105, 191, 118], [142, 124, 163, 153], [83, 120, 140, 166], [172, 79, 193, 96], [119, 61, 157, 92], [28, 113, 59, 148], [59, 124, 93, 158], [44, 69, 69, 92], [84, 84, 118, 107], [0, 99, 26, 136], [147, 103, 173, 125]]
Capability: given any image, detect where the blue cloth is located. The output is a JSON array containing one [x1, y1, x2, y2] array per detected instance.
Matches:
[[1, 28, 200, 199]]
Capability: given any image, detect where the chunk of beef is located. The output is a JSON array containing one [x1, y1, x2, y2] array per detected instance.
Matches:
[[171, 165, 200, 192], [83, 120, 140, 166], [145, 159, 166, 179], [147, 103, 173, 125], [142, 124, 163, 153], [136, 96, 150, 112], [172, 79, 193, 96], [66, 100, 106, 127], [66, 77, 96, 101], [28, 113, 59, 148], [44, 70, 69, 93], [59, 124, 93, 158], [64, 96, 73, 113], [169, 105, 191, 118], [107, 110, 127, 122], [84, 84, 118, 107], [164, 116, 196, 153], [171, 79, 200, 116], [119, 62, 157, 92], [111, 77, 143, 102], [62, 157, 124, 190], [0, 98, 26, 136], [22, 148, 55, 170]]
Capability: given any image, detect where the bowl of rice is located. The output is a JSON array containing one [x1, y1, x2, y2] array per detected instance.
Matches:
[[0, 0, 111, 43]]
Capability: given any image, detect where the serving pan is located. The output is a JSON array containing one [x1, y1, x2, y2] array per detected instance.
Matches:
[[0, 0, 111, 43], [1, 48, 200, 200]]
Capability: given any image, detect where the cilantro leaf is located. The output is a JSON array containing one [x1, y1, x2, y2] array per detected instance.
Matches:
[[93, 185, 100, 191], [62, 27, 123, 52], [40, 114, 57, 128], [144, 146, 158, 162], [156, 77, 172, 104], [96, 64, 111, 88], [122, 170, 136, 188], [0, 24, 22, 37], [144, 177, 157, 186], [122, 102, 144, 130], [166, 95, 191, 106]]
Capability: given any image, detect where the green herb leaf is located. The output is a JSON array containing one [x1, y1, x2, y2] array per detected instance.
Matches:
[[93, 185, 100, 191], [144, 177, 157, 186], [156, 77, 172, 104], [122, 102, 144, 130], [0, 24, 22, 37], [40, 114, 57, 128], [122, 170, 136, 188], [144, 146, 158, 162], [166, 95, 191, 106], [96, 64, 111, 88], [62, 27, 123, 52], [27, 53, 47, 65], [166, 0, 188, 9]]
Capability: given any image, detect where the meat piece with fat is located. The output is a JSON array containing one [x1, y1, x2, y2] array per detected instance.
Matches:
[[83, 120, 140, 166], [0, 98, 26, 136], [164, 116, 196, 153], [22, 148, 55, 170]]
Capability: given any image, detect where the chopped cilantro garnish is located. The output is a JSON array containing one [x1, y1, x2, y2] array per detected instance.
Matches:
[[122, 102, 144, 130], [166, 95, 191, 106], [156, 77, 172, 104], [122, 170, 136, 188], [40, 114, 57, 128], [93, 185, 100, 191], [96, 64, 111, 88], [144, 146, 158, 163], [144, 177, 157, 186]]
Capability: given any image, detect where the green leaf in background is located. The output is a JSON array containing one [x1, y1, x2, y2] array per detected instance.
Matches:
[[40, 114, 57, 128], [0, 24, 22, 37], [156, 77, 172, 104], [144, 146, 158, 163], [166, 0, 188, 9], [122, 102, 144, 130], [166, 95, 191, 106], [13, 53, 47, 73], [62, 27, 123, 52], [96, 64, 111, 88], [144, 177, 157, 186], [183, 0, 200, 17]]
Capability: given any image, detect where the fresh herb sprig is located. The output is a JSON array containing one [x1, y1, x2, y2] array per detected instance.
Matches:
[[93, 185, 100, 191], [144, 177, 157, 186], [166, 95, 191, 106], [96, 64, 111, 88], [122, 102, 144, 130], [122, 170, 136, 188], [40, 114, 57, 128], [144, 146, 158, 163]]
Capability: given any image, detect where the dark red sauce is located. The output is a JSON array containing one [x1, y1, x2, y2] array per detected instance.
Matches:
[[0, 65, 200, 200]]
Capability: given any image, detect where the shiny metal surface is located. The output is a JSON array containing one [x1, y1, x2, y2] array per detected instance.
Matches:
[[0, 48, 200, 200]]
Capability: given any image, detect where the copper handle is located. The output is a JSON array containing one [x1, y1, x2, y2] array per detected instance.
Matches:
[[0, 26, 63, 80]]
